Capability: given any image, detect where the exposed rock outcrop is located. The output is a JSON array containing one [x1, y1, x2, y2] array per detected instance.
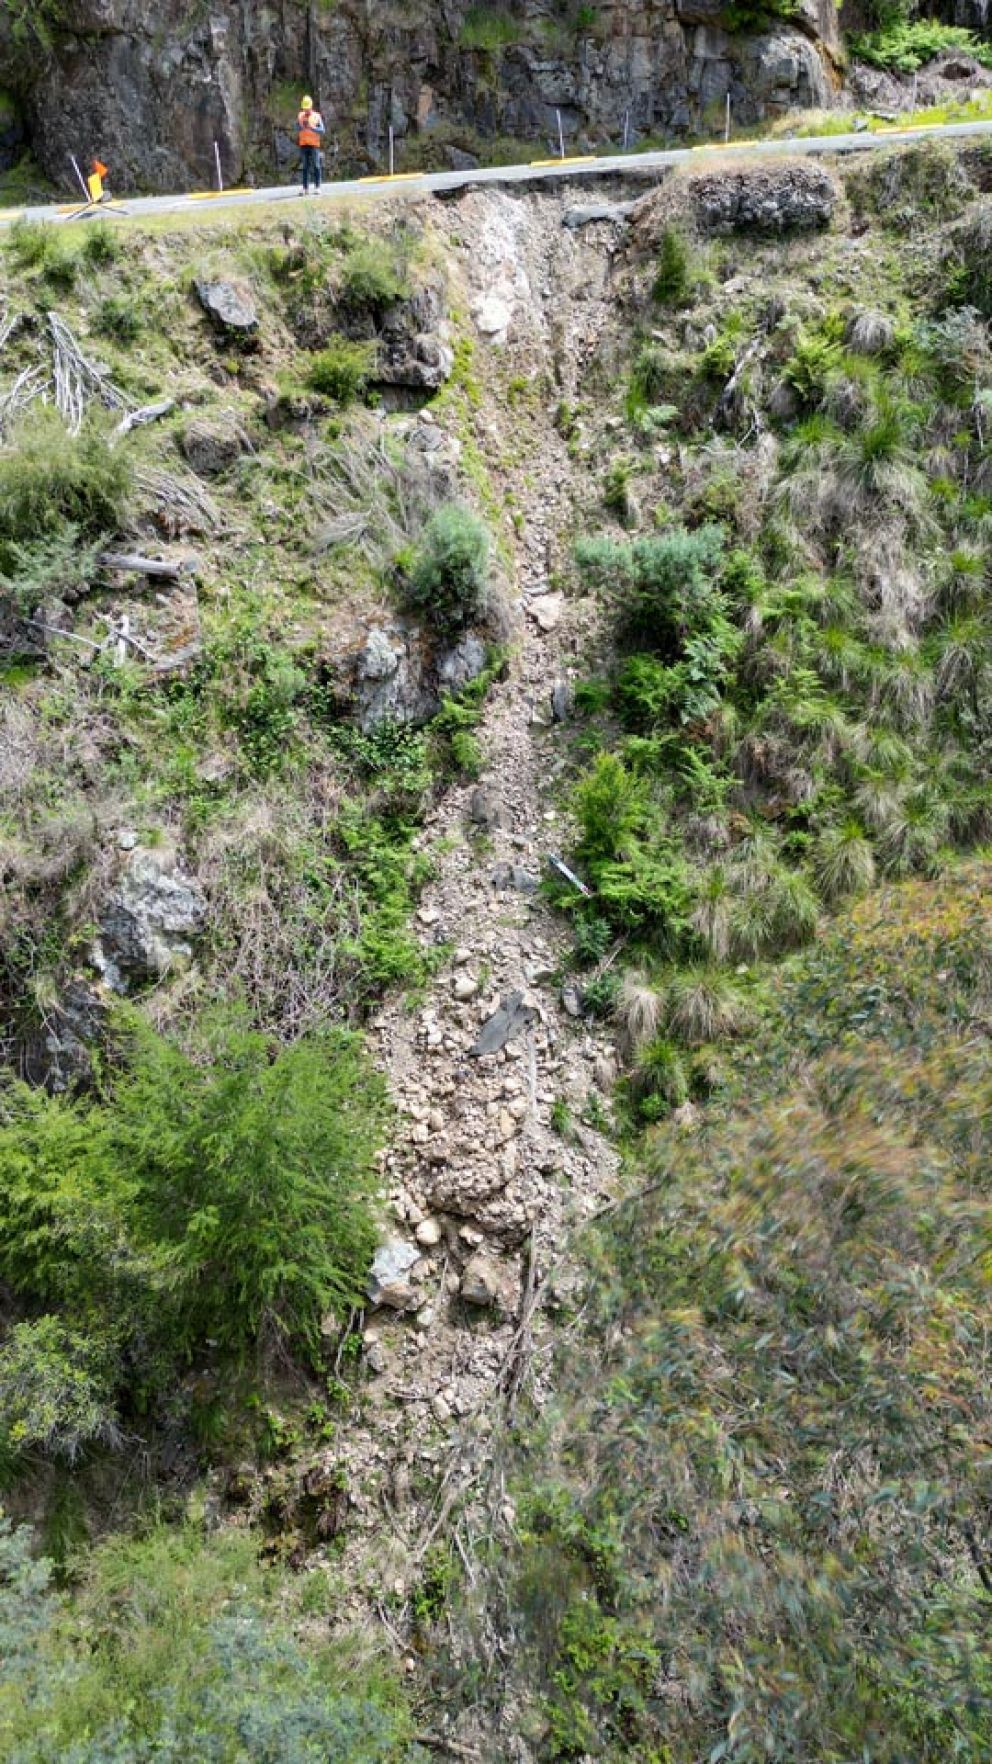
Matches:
[[92, 847, 208, 993], [19, 981, 107, 1094], [632, 158, 838, 243]]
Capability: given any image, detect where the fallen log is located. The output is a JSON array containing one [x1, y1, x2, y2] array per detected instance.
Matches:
[[114, 398, 175, 438], [99, 551, 199, 580]]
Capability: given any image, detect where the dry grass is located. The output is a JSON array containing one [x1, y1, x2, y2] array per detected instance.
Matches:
[[616, 970, 665, 1062]]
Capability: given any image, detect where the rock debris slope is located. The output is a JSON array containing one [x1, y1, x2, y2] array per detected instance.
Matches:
[[336, 190, 623, 1589]]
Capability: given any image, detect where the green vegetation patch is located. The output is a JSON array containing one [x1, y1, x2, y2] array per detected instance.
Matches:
[[0, 1515, 425, 1761], [464, 867, 992, 1761], [0, 1014, 385, 1469]]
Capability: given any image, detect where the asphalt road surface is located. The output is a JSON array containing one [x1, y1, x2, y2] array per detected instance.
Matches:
[[4, 116, 992, 228]]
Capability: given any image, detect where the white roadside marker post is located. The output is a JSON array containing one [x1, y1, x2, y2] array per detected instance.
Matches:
[[214, 141, 224, 192], [557, 108, 565, 159], [69, 154, 90, 201], [725, 93, 731, 144], [389, 125, 395, 177]]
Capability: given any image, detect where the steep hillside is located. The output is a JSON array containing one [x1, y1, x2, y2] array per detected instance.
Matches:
[[1, 135, 992, 1760]]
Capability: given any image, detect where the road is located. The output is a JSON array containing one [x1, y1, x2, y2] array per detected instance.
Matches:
[[6, 116, 992, 226]]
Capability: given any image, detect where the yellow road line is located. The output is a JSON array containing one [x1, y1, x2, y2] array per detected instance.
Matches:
[[528, 155, 597, 167], [187, 188, 253, 201]]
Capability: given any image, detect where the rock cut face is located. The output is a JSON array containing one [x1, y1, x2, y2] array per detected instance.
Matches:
[[11, 0, 842, 192]]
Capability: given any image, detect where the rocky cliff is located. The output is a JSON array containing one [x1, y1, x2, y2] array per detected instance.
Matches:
[[0, 0, 841, 191]]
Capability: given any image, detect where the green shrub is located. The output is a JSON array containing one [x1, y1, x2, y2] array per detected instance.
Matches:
[[81, 223, 122, 266], [0, 526, 104, 611], [403, 503, 491, 634], [0, 1317, 121, 1464], [664, 965, 750, 1045], [813, 819, 877, 903], [632, 1035, 690, 1116], [850, 18, 992, 71], [5, 217, 53, 268], [306, 336, 377, 404], [339, 239, 410, 310], [108, 1015, 386, 1359], [0, 1016, 387, 1461], [460, 5, 522, 49], [626, 340, 670, 416], [574, 751, 650, 867], [5, 218, 82, 290], [652, 227, 693, 307], [0, 410, 132, 558], [575, 524, 726, 655], [95, 293, 144, 342], [784, 330, 845, 406]]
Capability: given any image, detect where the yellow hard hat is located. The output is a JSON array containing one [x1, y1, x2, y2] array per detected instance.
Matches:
[[302, 95, 313, 109]]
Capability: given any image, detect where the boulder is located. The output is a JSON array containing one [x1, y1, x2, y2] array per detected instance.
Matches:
[[470, 991, 538, 1058], [376, 280, 454, 391], [351, 625, 439, 731], [181, 413, 249, 476], [92, 848, 207, 993], [367, 1238, 420, 1309], [19, 980, 106, 1093], [460, 1251, 515, 1310], [438, 633, 486, 693], [468, 785, 509, 830], [196, 279, 258, 334]]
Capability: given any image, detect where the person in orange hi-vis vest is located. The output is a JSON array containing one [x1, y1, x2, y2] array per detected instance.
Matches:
[[296, 96, 325, 196]]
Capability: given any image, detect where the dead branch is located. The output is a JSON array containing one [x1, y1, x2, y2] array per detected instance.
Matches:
[[94, 613, 160, 663], [134, 466, 222, 537], [415, 1736, 482, 1761], [47, 313, 134, 434], [25, 617, 107, 654], [0, 308, 23, 353], [0, 366, 49, 439]]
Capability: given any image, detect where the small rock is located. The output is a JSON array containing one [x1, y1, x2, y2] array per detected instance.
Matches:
[[460, 1252, 507, 1308], [415, 1217, 442, 1248], [561, 984, 583, 1019], [453, 973, 479, 1002], [431, 1394, 452, 1423], [551, 681, 574, 722], [469, 785, 508, 830], [528, 592, 564, 633], [453, 946, 472, 965], [117, 828, 138, 851], [367, 1239, 420, 1309]]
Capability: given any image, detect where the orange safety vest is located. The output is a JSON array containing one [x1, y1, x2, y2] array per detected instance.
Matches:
[[297, 110, 323, 149]]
